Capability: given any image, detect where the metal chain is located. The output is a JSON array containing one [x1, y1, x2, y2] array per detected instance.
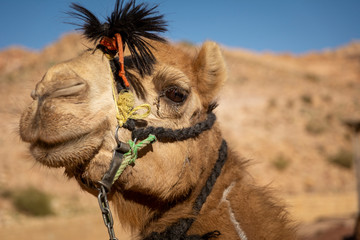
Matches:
[[97, 185, 118, 240]]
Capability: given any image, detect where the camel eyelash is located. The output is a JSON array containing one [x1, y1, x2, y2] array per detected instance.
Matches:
[[160, 86, 189, 105]]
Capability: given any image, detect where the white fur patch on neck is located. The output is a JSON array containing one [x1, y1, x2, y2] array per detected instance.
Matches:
[[221, 182, 248, 240]]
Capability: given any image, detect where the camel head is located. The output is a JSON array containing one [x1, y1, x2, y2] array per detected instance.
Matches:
[[19, 1, 227, 201]]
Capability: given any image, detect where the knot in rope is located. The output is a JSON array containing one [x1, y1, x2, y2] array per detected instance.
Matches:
[[115, 90, 151, 127], [112, 134, 156, 184], [125, 134, 156, 164], [101, 34, 152, 127]]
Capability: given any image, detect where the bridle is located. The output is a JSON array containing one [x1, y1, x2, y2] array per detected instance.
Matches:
[[87, 35, 227, 240], [67, 1, 227, 239]]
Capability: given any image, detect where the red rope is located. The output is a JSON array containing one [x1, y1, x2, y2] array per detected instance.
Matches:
[[100, 33, 130, 88]]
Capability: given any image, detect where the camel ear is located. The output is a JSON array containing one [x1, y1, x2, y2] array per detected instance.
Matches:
[[194, 41, 227, 105]]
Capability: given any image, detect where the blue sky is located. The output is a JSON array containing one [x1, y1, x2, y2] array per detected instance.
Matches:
[[1, 0, 359, 53]]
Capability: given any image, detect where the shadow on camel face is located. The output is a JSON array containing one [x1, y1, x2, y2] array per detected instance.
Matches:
[[19, 40, 227, 200]]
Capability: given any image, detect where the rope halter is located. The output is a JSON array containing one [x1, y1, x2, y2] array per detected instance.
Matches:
[[93, 33, 221, 240], [96, 33, 155, 192]]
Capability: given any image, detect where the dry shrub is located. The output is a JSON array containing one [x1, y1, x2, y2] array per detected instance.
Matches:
[[305, 119, 327, 135], [327, 149, 353, 169], [271, 154, 291, 171], [13, 187, 54, 217], [301, 94, 313, 105], [304, 73, 321, 83], [267, 97, 277, 109]]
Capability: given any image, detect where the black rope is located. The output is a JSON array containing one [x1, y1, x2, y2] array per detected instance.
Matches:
[[142, 140, 227, 240], [109, 58, 127, 92], [193, 140, 227, 213], [144, 220, 220, 240], [104, 78, 221, 239], [124, 112, 216, 142]]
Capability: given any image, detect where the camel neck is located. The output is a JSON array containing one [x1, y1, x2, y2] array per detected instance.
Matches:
[[112, 140, 228, 239], [142, 140, 227, 239]]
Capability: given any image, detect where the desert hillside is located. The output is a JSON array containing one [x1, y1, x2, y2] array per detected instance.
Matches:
[[0, 33, 359, 239]]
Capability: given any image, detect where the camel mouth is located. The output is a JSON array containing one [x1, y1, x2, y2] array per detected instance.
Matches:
[[31, 131, 90, 152], [29, 130, 104, 168]]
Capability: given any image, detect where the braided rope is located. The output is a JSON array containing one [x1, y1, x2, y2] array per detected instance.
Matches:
[[116, 90, 151, 127], [127, 112, 216, 142], [109, 60, 151, 127], [112, 134, 156, 184], [193, 140, 227, 212]]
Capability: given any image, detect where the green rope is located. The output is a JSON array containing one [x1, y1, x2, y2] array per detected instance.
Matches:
[[112, 134, 156, 184]]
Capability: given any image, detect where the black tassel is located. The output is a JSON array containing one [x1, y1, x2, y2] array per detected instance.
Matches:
[[67, 0, 167, 76]]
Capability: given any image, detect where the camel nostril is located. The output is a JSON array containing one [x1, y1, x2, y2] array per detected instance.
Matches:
[[51, 82, 86, 98], [31, 90, 37, 100]]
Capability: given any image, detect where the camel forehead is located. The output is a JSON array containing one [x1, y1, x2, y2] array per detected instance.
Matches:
[[44, 50, 110, 85], [131, 42, 195, 79], [154, 43, 193, 65], [40, 43, 194, 91], [68, 50, 109, 75]]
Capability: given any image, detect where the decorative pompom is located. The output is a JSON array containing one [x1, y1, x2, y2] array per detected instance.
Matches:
[[68, 0, 167, 76]]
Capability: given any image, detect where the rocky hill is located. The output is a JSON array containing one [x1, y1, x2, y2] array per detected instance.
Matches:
[[0, 33, 359, 239]]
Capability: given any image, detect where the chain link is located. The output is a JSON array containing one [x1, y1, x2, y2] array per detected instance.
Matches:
[[97, 185, 118, 240]]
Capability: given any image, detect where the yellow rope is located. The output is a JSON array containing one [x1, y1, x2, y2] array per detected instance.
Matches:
[[115, 90, 151, 126], [109, 64, 151, 127]]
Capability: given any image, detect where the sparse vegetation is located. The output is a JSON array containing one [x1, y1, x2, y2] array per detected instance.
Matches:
[[267, 97, 277, 109], [316, 144, 326, 154], [12, 187, 54, 217], [325, 113, 334, 124], [344, 133, 351, 142], [47, 61, 57, 68], [305, 118, 327, 135], [300, 94, 313, 105], [2, 73, 16, 83], [327, 149, 353, 169], [0, 187, 13, 199], [304, 73, 321, 83], [271, 154, 291, 171]]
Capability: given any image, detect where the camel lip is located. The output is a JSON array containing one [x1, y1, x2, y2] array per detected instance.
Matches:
[[31, 130, 91, 150], [29, 130, 100, 168], [27, 119, 112, 168]]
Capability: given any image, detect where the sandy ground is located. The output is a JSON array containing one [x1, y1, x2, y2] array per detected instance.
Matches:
[[0, 212, 131, 240], [0, 192, 357, 240]]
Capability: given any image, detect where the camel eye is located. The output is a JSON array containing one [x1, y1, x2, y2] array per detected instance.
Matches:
[[164, 86, 188, 103]]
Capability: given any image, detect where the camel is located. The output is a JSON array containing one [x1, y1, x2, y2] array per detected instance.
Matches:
[[19, 1, 296, 239]]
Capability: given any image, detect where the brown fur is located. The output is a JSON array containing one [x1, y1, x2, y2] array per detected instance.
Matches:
[[19, 41, 297, 239]]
